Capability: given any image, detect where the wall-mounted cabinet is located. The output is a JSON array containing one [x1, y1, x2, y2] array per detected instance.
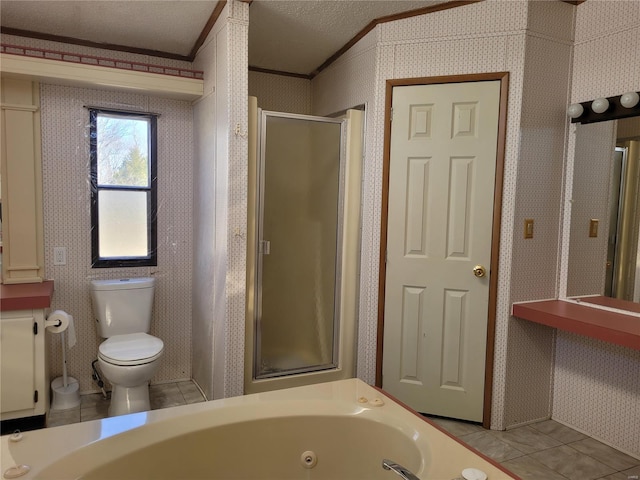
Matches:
[[0, 77, 45, 284]]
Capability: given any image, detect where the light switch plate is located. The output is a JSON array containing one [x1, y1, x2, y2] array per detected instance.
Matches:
[[524, 219, 534, 239]]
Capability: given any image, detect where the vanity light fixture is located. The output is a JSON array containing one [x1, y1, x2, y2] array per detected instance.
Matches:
[[567, 91, 640, 124], [620, 91, 640, 109]]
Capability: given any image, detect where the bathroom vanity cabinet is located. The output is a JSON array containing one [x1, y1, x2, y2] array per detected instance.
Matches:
[[0, 281, 53, 425]]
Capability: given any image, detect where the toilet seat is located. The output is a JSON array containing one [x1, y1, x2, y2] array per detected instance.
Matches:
[[99, 333, 164, 366]]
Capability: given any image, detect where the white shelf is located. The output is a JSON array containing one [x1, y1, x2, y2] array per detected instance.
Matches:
[[0, 53, 203, 101]]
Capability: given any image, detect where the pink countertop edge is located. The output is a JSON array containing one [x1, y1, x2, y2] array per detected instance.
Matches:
[[0, 280, 55, 311]]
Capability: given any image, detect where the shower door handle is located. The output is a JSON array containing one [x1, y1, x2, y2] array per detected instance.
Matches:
[[260, 240, 271, 255]]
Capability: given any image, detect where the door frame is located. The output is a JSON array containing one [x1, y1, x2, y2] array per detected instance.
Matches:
[[375, 72, 509, 428], [254, 110, 346, 380]]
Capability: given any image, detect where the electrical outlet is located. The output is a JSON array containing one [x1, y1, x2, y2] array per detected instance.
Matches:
[[54, 247, 67, 265]]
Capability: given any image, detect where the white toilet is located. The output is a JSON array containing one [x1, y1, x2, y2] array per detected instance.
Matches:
[[90, 277, 164, 417]]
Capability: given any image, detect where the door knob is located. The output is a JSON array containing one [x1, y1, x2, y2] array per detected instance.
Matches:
[[473, 265, 487, 278]]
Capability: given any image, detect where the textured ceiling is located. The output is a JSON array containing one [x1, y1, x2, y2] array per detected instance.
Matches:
[[0, 0, 449, 74], [0, 1, 216, 58], [248, 0, 446, 74]]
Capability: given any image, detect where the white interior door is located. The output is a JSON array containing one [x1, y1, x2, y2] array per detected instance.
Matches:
[[382, 81, 500, 422]]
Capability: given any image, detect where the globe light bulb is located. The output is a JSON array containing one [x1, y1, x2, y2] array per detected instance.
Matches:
[[567, 103, 584, 118], [591, 98, 609, 114], [620, 91, 639, 108]]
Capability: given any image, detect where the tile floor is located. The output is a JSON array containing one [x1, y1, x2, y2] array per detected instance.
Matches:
[[428, 416, 640, 480], [47, 381, 205, 428], [46, 384, 640, 480]]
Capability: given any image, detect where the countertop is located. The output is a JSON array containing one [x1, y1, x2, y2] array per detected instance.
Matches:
[[0, 280, 55, 311], [512, 299, 640, 350]]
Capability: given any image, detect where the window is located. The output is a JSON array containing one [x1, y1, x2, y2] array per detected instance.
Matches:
[[90, 109, 157, 268]]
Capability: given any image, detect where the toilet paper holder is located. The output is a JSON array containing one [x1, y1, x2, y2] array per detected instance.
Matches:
[[46, 310, 81, 410], [45, 318, 62, 328]]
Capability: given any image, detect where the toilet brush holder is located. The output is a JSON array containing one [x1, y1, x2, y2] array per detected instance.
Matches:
[[51, 376, 80, 410]]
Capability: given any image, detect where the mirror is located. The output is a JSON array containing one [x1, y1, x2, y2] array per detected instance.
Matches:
[[566, 115, 640, 311]]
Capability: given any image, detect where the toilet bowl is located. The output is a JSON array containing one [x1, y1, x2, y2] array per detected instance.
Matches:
[[98, 332, 164, 417], [90, 277, 163, 417]]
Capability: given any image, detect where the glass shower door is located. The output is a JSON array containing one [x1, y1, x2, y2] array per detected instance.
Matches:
[[255, 111, 345, 379]]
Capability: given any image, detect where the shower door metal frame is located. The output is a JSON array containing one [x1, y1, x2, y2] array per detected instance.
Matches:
[[254, 110, 347, 380]]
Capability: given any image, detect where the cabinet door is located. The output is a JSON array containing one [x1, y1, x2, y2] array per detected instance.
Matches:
[[0, 315, 35, 413], [0, 78, 45, 284]]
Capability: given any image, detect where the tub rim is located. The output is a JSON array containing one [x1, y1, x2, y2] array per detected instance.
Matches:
[[1, 379, 519, 480]]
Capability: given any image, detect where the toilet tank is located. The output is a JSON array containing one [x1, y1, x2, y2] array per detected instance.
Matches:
[[90, 277, 156, 337]]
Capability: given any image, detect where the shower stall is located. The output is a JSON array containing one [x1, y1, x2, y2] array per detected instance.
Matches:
[[245, 98, 362, 393]]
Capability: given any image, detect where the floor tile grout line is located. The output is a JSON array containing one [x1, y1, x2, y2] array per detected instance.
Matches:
[[443, 421, 638, 480], [48, 380, 206, 428], [496, 439, 622, 477]]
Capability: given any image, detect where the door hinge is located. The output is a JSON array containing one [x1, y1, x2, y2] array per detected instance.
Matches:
[[33, 322, 38, 335], [34, 390, 39, 403], [389, 107, 393, 123]]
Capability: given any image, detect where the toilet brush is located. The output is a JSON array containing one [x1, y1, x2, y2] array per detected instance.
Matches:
[[50, 329, 80, 410]]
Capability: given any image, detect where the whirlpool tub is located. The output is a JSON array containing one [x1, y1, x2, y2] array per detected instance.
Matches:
[[1, 379, 518, 479]]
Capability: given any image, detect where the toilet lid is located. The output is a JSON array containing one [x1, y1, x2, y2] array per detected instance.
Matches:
[[99, 333, 164, 365]]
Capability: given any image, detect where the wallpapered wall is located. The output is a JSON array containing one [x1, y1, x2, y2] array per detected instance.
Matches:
[[216, 0, 249, 401], [248, 71, 312, 115], [555, 0, 640, 458], [309, 0, 639, 456], [39, 84, 195, 393], [310, 0, 573, 432], [0, 34, 195, 393], [311, 28, 379, 380], [191, 6, 221, 401], [503, 2, 574, 428], [192, 0, 249, 400], [2, 0, 637, 456]]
